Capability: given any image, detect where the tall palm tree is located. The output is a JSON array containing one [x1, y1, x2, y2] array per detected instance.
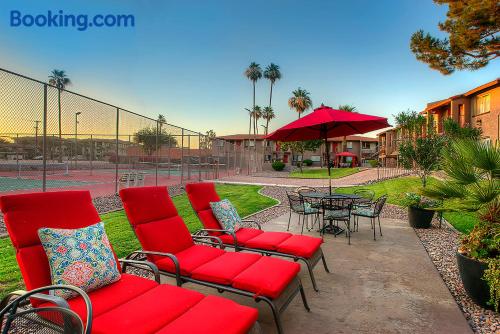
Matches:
[[244, 62, 262, 142], [264, 63, 281, 108], [48, 70, 71, 162], [338, 104, 357, 152], [262, 106, 275, 136], [288, 88, 312, 119]]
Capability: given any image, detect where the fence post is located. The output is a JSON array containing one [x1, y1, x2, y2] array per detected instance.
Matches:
[[42, 84, 48, 192], [155, 121, 159, 186], [198, 133, 202, 181], [187, 134, 191, 180], [89, 134, 93, 176], [180, 129, 184, 184], [114, 108, 120, 194]]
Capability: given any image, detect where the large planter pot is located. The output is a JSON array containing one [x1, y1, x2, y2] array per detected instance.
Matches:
[[456, 252, 493, 310], [408, 206, 434, 228]]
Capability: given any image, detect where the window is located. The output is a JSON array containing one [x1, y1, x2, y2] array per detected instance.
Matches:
[[362, 142, 371, 149], [473, 94, 490, 116], [310, 155, 320, 162], [346, 142, 353, 149]]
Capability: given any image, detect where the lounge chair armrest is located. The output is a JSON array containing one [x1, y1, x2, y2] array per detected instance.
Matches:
[[119, 258, 161, 284], [195, 228, 238, 248], [30, 292, 71, 310], [191, 235, 223, 248], [124, 251, 182, 286], [242, 219, 262, 230]]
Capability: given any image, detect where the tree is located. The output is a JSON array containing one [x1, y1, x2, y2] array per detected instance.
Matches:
[[262, 106, 275, 136], [288, 88, 312, 118], [410, 0, 499, 75], [443, 118, 482, 140], [396, 111, 444, 187], [338, 104, 357, 151], [264, 63, 281, 107], [200, 129, 216, 151], [252, 105, 262, 135], [48, 69, 71, 162], [157, 114, 166, 130], [244, 62, 262, 147], [280, 140, 322, 172], [133, 127, 177, 156]]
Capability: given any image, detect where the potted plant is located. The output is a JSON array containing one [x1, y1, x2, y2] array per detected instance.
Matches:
[[402, 193, 438, 228], [424, 139, 499, 311]]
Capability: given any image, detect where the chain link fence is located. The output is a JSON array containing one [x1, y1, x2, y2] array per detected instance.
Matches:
[[0, 68, 254, 198]]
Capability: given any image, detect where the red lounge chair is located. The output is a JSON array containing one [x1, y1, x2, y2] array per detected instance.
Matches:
[[0, 191, 259, 334], [120, 186, 310, 334], [185, 182, 330, 292]]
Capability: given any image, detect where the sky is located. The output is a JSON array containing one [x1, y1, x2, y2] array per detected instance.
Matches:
[[1, 0, 499, 137]]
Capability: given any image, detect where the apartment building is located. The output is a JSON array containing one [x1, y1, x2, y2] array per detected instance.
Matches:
[[423, 78, 500, 142]]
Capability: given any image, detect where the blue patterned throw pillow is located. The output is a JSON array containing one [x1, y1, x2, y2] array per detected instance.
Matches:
[[38, 222, 121, 299], [210, 199, 242, 233]]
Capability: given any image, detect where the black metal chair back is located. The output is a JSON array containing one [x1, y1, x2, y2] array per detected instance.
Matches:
[[287, 192, 304, 213], [373, 195, 388, 216], [321, 198, 353, 220], [296, 187, 316, 196], [0, 286, 91, 334]]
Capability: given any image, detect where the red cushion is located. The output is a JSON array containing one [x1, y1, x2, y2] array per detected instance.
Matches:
[[218, 228, 264, 246], [0, 191, 120, 293], [38, 274, 158, 324], [155, 245, 224, 276], [156, 295, 258, 334], [276, 235, 323, 259], [119, 186, 179, 226], [191, 252, 261, 285], [134, 216, 194, 261], [232, 257, 300, 299], [198, 209, 223, 235], [185, 182, 220, 212], [91, 284, 205, 334], [244, 232, 293, 251]]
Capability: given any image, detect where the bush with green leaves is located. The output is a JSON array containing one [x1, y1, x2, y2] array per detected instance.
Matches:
[[302, 159, 313, 166], [367, 159, 378, 168], [423, 139, 500, 311], [272, 161, 285, 171]]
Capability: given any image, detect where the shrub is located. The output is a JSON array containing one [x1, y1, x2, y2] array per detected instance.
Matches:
[[303, 159, 313, 166], [367, 159, 378, 168], [401, 193, 439, 209], [272, 161, 285, 171]]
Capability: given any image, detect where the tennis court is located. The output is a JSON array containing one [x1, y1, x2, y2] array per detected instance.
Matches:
[[0, 176, 96, 191]]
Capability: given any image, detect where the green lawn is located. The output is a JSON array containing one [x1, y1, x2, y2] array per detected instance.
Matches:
[[0, 184, 277, 298], [336, 176, 479, 234], [289, 168, 360, 179]]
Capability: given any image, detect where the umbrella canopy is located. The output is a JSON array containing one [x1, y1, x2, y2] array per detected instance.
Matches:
[[335, 152, 357, 157], [266, 105, 390, 194], [266, 105, 390, 142]]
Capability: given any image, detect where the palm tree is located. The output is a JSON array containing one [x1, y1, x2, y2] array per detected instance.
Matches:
[[262, 106, 275, 136], [244, 62, 262, 139], [264, 63, 281, 107], [157, 114, 166, 132], [252, 105, 262, 135], [48, 70, 71, 162], [288, 88, 312, 119], [338, 104, 357, 152]]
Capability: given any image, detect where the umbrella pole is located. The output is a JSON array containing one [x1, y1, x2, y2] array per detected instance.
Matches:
[[324, 135, 332, 195]]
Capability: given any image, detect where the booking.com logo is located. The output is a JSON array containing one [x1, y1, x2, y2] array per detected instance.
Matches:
[[10, 10, 135, 31]]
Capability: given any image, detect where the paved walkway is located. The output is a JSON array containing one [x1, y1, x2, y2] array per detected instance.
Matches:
[[162, 213, 472, 333], [215, 168, 405, 187]]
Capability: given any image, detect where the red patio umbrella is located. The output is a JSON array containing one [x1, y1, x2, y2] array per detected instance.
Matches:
[[266, 105, 390, 193], [335, 151, 358, 168]]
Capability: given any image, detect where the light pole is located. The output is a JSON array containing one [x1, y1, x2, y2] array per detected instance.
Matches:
[[75, 112, 81, 168]]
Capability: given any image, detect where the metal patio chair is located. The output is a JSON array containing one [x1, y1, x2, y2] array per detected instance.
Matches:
[[321, 197, 354, 244], [352, 189, 375, 231], [287, 192, 320, 234], [0, 285, 91, 334], [352, 194, 388, 240]]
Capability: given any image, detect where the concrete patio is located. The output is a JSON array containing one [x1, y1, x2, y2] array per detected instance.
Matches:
[[162, 212, 472, 334]]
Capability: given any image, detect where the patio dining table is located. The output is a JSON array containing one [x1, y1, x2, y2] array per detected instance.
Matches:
[[300, 192, 362, 235]]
